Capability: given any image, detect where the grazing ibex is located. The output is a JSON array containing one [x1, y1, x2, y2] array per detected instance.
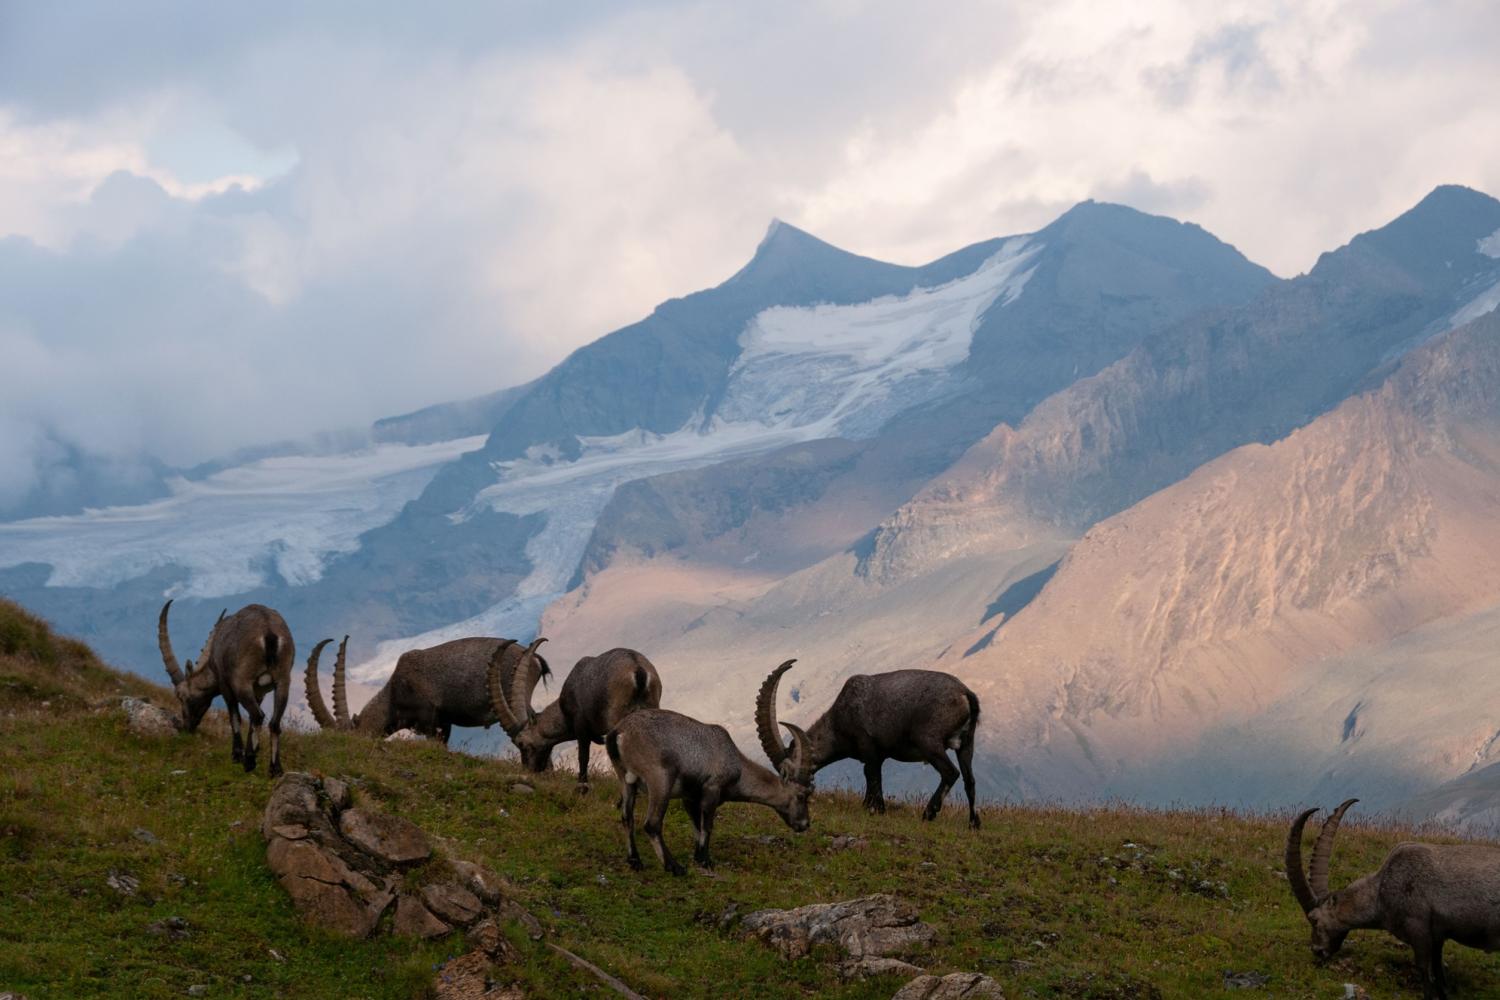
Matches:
[[305, 635, 544, 744], [489, 643, 662, 792], [157, 600, 294, 776], [606, 708, 813, 874], [756, 660, 981, 828], [1286, 799, 1500, 999]]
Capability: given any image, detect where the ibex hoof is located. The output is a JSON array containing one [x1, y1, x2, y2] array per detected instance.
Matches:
[[269, 763, 284, 779], [627, 856, 644, 871], [667, 862, 687, 877], [968, 816, 981, 830], [242, 755, 257, 773], [575, 782, 591, 796], [231, 748, 244, 763]]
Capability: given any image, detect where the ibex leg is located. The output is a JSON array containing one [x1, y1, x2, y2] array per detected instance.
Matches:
[[267, 681, 289, 779], [920, 746, 960, 822], [693, 788, 721, 869], [223, 697, 244, 763], [862, 759, 885, 814], [576, 739, 592, 795], [957, 731, 980, 829], [642, 776, 684, 876], [242, 697, 266, 774], [620, 777, 642, 870]]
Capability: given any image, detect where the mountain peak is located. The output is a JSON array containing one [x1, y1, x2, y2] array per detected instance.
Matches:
[[1333, 183, 1500, 287], [726, 217, 908, 292]]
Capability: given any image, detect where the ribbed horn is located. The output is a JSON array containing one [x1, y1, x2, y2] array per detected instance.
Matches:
[[782, 722, 815, 786], [755, 659, 796, 769], [188, 608, 226, 676], [158, 600, 185, 687], [332, 635, 352, 728], [1285, 807, 1319, 915], [1309, 798, 1358, 902], [508, 637, 549, 724], [304, 638, 337, 729], [488, 639, 522, 735]]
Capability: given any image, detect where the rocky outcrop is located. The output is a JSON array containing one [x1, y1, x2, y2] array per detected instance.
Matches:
[[120, 697, 178, 737], [893, 973, 1006, 1000], [261, 773, 509, 940], [741, 894, 936, 978]]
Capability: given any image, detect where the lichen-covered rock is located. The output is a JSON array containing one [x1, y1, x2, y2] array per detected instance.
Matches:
[[339, 808, 431, 865], [892, 972, 1006, 999], [450, 859, 508, 905], [120, 697, 178, 737], [742, 894, 935, 963]]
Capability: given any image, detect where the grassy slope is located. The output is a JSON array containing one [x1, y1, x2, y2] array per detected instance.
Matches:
[[2, 600, 1497, 1000]]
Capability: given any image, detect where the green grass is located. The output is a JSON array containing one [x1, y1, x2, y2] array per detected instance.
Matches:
[[1, 599, 1497, 999]]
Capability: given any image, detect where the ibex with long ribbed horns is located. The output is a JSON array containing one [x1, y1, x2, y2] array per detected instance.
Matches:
[[606, 708, 814, 874], [489, 643, 661, 792], [756, 660, 981, 828], [305, 636, 543, 743], [157, 600, 294, 776], [1286, 799, 1500, 999]]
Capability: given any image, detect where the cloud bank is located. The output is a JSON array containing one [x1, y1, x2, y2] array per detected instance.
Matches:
[[1, 0, 1497, 511]]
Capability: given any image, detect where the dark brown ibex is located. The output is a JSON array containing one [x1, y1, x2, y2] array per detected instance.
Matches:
[[489, 643, 662, 792], [1286, 799, 1500, 999], [305, 635, 544, 743], [756, 660, 981, 828], [606, 708, 813, 874], [157, 599, 294, 776]]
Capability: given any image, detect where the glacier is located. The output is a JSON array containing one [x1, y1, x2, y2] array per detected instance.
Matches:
[[355, 238, 1041, 681], [0, 436, 485, 598]]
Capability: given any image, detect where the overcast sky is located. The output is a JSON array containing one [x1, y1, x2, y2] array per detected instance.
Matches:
[[1, 0, 1497, 505]]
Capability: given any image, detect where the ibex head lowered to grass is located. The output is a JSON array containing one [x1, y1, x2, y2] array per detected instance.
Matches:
[[489, 642, 662, 791], [158, 600, 294, 776], [1286, 799, 1500, 1000]]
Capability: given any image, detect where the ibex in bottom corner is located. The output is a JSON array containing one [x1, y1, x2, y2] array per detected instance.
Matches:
[[1286, 799, 1500, 999], [157, 599, 294, 776], [606, 708, 813, 875], [489, 643, 661, 792], [756, 659, 981, 828]]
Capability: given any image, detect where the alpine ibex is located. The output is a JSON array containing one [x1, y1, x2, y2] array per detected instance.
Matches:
[[606, 708, 814, 874], [157, 600, 294, 776], [756, 660, 981, 828], [305, 635, 544, 743], [489, 643, 662, 792], [1287, 799, 1500, 999]]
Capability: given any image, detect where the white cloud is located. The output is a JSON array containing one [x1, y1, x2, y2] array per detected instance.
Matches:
[[0, 1, 1497, 510]]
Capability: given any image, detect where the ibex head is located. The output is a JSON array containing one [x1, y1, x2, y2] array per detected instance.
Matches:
[[488, 637, 553, 771], [304, 635, 356, 730], [157, 600, 224, 732], [1285, 798, 1359, 961], [774, 721, 815, 832]]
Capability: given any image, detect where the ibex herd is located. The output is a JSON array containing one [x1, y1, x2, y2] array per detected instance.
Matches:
[[155, 600, 1499, 995]]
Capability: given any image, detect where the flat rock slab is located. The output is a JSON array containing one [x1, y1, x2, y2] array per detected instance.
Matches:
[[893, 972, 1006, 999], [422, 883, 483, 926], [742, 894, 935, 962], [339, 807, 431, 865]]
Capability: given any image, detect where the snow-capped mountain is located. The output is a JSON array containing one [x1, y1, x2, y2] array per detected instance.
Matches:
[[7, 187, 1500, 819]]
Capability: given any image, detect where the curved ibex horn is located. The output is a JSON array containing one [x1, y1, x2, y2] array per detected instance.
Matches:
[[304, 639, 338, 729], [755, 659, 797, 770], [332, 635, 352, 728], [487, 639, 522, 736], [158, 600, 185, 687], [1285, 807, 1320, 915], [1309, 798, 1358, 902], [782, 721, 816, 786], [187, 608, 226, 676], [507, 637, 549, 725]]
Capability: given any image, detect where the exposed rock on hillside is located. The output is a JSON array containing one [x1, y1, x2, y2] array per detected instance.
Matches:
[[261, 773, 508, 940], [741, 894, 936, 978]]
